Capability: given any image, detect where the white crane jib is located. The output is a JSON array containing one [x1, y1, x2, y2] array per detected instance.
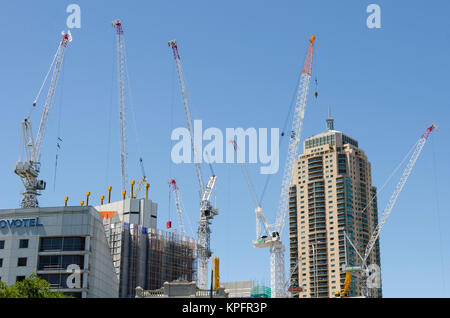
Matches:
[[252, 36, 316, 298], [168, 40, 218, 290], [362, 125, 437, 265], [168, 40, 205, 198], [344, 124, 437, 297], [15, 31, 72, 208], [169, 178, 186, 237], [112, 19, 129, 194]]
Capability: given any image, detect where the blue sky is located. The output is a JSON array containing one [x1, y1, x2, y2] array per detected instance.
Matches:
[[0, 0, 449, 297]]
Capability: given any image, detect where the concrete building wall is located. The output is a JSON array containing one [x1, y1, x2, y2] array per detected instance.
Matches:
[[95, 198, 158, 229], [0, 206, 119, 298], [222, 281, 254, 298]]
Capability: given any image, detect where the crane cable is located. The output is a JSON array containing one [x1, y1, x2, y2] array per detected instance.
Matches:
[[167, 63, 175, 229], [168, 64, 195, 238], [105, 35, 116, 189], [260, 41, 319, 207], [168, 184, 172, 228], [341, 138, 420, 262], [53, 57, 66, 191], [355, 138, 419, 228], [123, 44, 147, 179], [28, 44, 60, 119], [257, 72, 301, 207]]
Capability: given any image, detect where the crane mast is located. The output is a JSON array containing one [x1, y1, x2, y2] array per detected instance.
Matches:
[[112, 19, 129, 194], [15, 31, 72, 208], [169, 178, 186, 236], [168, 40, 218, 290], [197, 175, 218, 289], [252, 36, 315, 298]]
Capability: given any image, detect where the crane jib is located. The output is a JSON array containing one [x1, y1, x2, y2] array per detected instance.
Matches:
[[16, 31, 71, 209]]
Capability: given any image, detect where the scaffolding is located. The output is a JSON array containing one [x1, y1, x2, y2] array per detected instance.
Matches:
[[145, 227, 197, 290], [103, 222, 197, 297], [250, 285, 271, 298]]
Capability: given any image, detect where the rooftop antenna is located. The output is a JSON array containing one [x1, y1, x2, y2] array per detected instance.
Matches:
[[326, 106, 334, 131]]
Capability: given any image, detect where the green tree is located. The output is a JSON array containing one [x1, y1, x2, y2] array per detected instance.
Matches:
[[0, 274, 72, 298]]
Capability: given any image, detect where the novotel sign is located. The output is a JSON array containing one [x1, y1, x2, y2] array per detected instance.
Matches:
[[0, 217, 43, 229]]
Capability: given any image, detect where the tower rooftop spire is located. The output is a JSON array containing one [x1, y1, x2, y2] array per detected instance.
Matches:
[[326, 107, 334, 131]]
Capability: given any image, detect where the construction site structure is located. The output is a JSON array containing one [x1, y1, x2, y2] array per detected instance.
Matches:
[[94, 180, 197, 298], [104, 222, 197, 298], [112, 19, 128, 194], [95, 196, 158, 229], [342, 124, 437, 298], [112, 19, 148, 197], [248, 36, 315, 298], [112, 19, 130, 194], [15, 31, 72, 208], [168, 40, 218, 290], [251, 285, 272, 298]]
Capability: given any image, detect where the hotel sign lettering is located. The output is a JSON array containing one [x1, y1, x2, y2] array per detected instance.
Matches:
[[0, 217, 43, 229]]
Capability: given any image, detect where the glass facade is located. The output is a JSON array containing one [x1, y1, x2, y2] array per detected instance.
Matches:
[[305, 134, 336, 149], [38, 255, 84, 271], [38, 273, 83, 289], [39, 237, 85, 252]]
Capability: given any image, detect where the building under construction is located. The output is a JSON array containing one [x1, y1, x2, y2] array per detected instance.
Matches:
[[104, 221, 197, 298]]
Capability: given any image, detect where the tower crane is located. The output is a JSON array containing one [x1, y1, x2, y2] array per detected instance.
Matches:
[[112, 19, 148, 198], [112, 19, 130, 194], [251, 36, 316, 298], [15, 31, 72, 208], [168, 178, 186, 236], [168, 40, 218, 290], [343, 124, 437, 298]]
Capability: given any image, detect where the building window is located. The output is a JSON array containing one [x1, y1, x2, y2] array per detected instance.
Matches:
[[0, 258, 3, 267], [38, 255, 84, 271], [0, 241, 4, 249], [19, 239, 29, 249], [39, 237, 85, 252], [38, 274, 83, 289], [17, 257, 27, 267], [16, 276, 26, 282]]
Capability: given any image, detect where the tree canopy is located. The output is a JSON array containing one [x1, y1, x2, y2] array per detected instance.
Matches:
[[0, 274, 72, 298]]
